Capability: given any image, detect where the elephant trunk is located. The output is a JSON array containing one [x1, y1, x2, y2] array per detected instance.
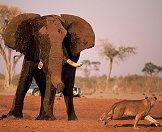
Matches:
[[39, 16, 67, 92], [49, 42, 64, 92]]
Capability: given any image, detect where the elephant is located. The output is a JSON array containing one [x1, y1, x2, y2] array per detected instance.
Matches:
[[2, 13, 95, 120]]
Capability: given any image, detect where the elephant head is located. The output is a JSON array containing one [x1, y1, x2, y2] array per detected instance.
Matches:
[[3, 13, 95, 91]]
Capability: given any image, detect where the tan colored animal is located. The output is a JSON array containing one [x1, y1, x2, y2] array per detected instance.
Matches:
[[98, 97, 160, 129]]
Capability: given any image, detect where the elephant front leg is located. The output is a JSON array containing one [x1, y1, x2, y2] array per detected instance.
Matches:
[[37, 71, 56, 120], [64, 95, 78, 120], [7, 60, 34, 118], [62, 65, 78, 120], [33, 68, 46, 120]]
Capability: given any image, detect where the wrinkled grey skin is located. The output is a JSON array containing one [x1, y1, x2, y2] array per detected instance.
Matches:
[[1, 13, 95, 120]]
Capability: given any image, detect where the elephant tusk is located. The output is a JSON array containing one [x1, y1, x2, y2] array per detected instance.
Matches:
[[66, 59, 83, 68], [38, 60, 43, 69]]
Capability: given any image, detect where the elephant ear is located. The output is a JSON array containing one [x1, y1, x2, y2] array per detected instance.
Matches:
[[61, 14, 95, 56], [3, 13, 40, 54]]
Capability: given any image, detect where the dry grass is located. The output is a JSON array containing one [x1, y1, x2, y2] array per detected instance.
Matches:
[[75, 75, 162, 98], [0, 74, 162, 99]]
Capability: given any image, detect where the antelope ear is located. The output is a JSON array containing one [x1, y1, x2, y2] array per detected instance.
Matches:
[[61, 14, 95, 56], [3, 13, 40, 53]]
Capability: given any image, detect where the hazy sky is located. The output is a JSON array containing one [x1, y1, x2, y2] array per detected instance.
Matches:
[[0, 0, 162, 76]]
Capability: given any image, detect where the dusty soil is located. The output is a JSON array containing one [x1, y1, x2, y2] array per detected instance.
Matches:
[[0, 95, 162, 132]]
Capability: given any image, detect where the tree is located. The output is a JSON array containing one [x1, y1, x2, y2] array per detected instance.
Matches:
[[81, 60, 91, 78], [91, 61, 101, 76], [142, 62, 162, 76], [80, 60, 101, 77], [78, 60, 101, 95], [100, 40, 136, 83], [0, 4, 23, 89]]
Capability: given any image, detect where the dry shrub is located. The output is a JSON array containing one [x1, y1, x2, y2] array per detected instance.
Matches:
[[0, 79, 4, 90], [75, 75, 162, 95]]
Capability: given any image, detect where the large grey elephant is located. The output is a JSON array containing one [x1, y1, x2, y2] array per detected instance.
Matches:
[[2, 13, 95, 120]]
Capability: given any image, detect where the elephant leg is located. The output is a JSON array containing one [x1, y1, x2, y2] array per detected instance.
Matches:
[[33, 68, 46, 120], [62, 64, 78, 120], [37, 71, 56, 120], [7, 59, 35, 118], [48, 85, 57, 120]]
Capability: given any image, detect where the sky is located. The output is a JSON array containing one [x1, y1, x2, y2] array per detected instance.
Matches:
[[0, 0, 162, 77]]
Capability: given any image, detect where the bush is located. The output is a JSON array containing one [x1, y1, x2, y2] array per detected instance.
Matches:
[[75, 74, 162, 94], [0, 73, 5, 80]]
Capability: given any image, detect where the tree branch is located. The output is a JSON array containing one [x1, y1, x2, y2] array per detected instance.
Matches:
[[11, 54, 23, 83]]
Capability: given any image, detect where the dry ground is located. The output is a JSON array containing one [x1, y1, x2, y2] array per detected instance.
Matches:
[[0, 95, 162, 132]]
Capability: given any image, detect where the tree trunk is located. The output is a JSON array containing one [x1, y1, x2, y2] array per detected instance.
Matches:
[[0, 44, 23, 89], [11, 54, 23, 83], [4, 48, 12, 89], [4, 68, 10, 89], [106, 58, 113, 88], [0, 45, 10, 89]]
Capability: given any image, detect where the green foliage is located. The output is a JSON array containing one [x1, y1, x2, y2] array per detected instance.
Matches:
[[91, 61, 101, 71], [81, 60, 91, 65], [79, 60, 101, 77], [142, 62, 162, 76]]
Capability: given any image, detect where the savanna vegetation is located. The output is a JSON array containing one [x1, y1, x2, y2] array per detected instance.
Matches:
[[0, 4, 162, 99], [99, 40, 136, 82], [75, 75, 162, 96], [0, 73, 162, 98], [0, 4, 23, 89]]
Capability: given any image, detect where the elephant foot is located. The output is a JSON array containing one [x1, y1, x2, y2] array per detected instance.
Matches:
[[0, 114, 22, 120], [0, 114, 7, 120], [57, 83, 64, 93], [35, 114, 41, 120], [36, 114, 56, 121], [68, 114, 78, 120], [7, 111, 23, 118]]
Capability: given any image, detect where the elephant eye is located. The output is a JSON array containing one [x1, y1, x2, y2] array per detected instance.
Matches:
[[38, 36, 41, 40], [45, 26, 48, 29]]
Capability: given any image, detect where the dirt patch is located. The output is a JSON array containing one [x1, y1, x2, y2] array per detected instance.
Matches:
[[0, 95, 162, 132]]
